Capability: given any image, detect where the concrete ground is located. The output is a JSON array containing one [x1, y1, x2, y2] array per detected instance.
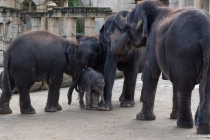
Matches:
[[0, 73, 206, 140]]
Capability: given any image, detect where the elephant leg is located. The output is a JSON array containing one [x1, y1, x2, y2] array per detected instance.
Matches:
[[98, 52, 117, 111], [120, 69, 138, 107], [177, 88, 193, 128], [120, 56, 139, 107], [91, 91, 99, 108], [79, 91, 85, 108], [18, 85, 35, 114], [45, 76, 63, 112], [170, 84, 179, 119], [0, 70, 15, 114], [119, 79, 125, 101], [86, 91, 92, 110], [14, 73, 35, 114], [136, 65, 160, 120], [196, 84, 210, 134], [119, 93, 124, 101]]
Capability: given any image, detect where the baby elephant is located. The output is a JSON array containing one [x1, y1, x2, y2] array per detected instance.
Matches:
[[75, 67, 105, 110]]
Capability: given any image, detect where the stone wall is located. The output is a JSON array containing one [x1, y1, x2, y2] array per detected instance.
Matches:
[[87, 0, 136, 33], [169, 0, 210, 12], [0, 6, 112, 66]]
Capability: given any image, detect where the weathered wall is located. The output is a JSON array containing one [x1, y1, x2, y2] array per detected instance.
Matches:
[[85, 0, 136, 33], [169, 0, 209, 12]]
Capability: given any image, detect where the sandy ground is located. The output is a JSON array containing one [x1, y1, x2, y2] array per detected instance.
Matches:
[[0, 73, 207, 140]]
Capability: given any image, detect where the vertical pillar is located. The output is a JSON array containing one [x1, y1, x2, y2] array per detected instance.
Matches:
[[11, 17, 22, 39], [31, 17, 41, 30], [194, 0, 201, 9], [59, 17, 66, 36], [66, 17, 76, 41], [179, 0, 185, 8], [0, 0, 11, 7], [0, 35, 3, 66], [47, 17, 59, 35], [40, 17, 46, 30], [85, 18, 95, 36]]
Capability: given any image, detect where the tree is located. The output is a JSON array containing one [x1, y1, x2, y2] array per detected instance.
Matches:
[[68, 0, 78, 7]]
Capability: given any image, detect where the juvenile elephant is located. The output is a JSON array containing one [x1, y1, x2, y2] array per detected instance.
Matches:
[[76, 67, 105, 110], [98, 11, 146, 110], [0, 30, 84, 114], [115, 0, 210, 134]]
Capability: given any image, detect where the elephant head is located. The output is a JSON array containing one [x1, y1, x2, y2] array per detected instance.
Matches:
[[79, 37, 102, 68], [99, 11, 133, 55], [66, 43, 84, 77], [114, 0, 162, 48]]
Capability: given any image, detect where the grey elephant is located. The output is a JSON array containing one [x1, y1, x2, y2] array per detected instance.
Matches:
[[0, 30, 84, 114], [75, 67, 105, 110], [98, 11, 146, 110], [114, 0, 210, 134]]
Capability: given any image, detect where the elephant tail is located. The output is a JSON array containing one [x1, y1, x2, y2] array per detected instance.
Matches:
[[75, 84, 80, 93], [195, 41, 210, 126]]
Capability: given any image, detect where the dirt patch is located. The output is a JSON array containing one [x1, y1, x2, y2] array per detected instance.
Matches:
[[0, 74, 202, 140]]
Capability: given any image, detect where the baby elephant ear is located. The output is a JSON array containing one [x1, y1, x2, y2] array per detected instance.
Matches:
[[142, 11, 148, 38], [66, 44, 74, 65], [66, 44, 84, 66]]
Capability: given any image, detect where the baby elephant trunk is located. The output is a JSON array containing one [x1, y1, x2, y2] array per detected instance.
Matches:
[[111, 32, 130, 55]]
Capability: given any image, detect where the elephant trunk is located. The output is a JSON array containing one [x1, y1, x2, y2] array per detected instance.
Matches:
[[111, 32, 130, 54], [114, 10, 129, 30], [67, 72, 81, 105]]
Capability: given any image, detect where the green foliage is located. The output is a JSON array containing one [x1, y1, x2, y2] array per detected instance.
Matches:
[[76, 18, 84, 33], [68, 0, 78, 7], [68, 0, 84, 33]]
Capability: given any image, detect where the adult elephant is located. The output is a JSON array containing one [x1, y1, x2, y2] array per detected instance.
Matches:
[[0, 30, 84, 114], [114, 0, 210, 134], [98, 12, 146, 110]]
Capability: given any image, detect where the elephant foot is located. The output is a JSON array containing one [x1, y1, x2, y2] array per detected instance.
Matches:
[[0, 100, 12, 114], [56, 103, 62, 111], [136, 109, 156, 120], [86, 106, 92, 110], [91, 103, 98, 108], [45, 103, 62, 112], [98, 101, 113, 111], [177, 118, 193, 128], [197, 122, 210, 134], [80, 103, 85, 108], [120, 101, 135, 107], [195, 111, 210, 134], [170, 111, 178, 119], [20, 106, 35, 114], [0, 106, 12, 114]]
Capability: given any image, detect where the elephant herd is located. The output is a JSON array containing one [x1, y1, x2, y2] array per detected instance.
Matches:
[[0, 0, 210, 134]]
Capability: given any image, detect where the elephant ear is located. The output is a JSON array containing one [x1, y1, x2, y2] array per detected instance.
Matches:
[[66, 45, 73, 65], [99, 25, 107, 46], [66, 44, 84, 66], [136, 11, 148, 39], [142, 11, 148, 38]]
